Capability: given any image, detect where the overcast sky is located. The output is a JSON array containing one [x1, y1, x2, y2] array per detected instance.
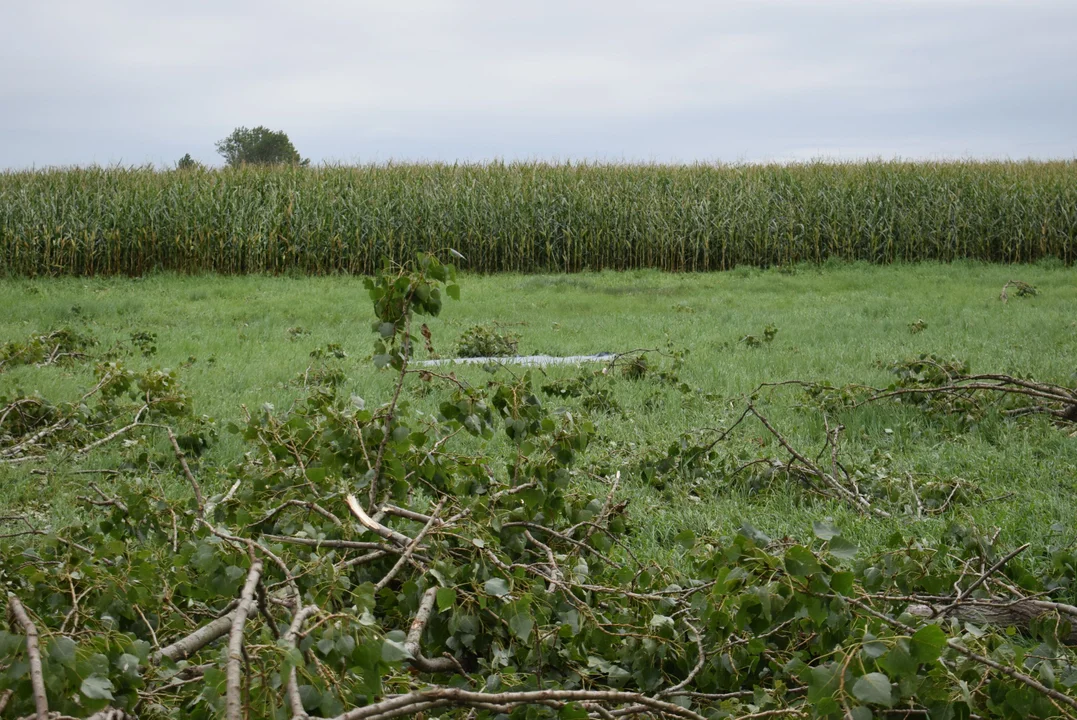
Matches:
[[2, 1, 1075, 168]]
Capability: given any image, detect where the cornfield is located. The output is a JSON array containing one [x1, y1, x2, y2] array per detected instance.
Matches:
[[1, 161, 1074, 276]]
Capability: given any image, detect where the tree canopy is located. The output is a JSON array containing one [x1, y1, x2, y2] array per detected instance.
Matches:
[[215, 126, 309, 167], [175, 153, 202, 170]]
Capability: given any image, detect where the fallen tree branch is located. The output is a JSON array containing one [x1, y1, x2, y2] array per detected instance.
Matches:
[[154, 610, 238, 663], [226, 558, 264, 720], [74, 417, 143, 456], [6, 593, 48, 720], [748, 405, 890, 518], [374, 501, 443, 594], [844, 595, 1077, 715], [405, 587, 460, 674], [907, 597, 1077, 645], [345, 494, 414, 547], [330, 688, 708, 720], [167, 427, 204, 515], [285, 604, 320, 719], [84, 709, 138, 720], [250, 499, 344, 529]]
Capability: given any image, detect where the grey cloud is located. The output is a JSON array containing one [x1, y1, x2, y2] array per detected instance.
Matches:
[[1, 0, 1074, 167]]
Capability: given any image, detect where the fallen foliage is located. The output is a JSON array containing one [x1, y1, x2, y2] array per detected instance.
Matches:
[[3, 256, 1077, 720]]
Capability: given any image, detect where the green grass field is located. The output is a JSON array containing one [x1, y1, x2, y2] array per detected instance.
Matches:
[[2, 261, 1076, 561]]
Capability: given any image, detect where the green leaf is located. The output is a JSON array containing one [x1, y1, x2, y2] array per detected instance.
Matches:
[[910, 624, 947, 664], [48, 636, 77, 667], [299, 685, 321, 711], [807, 663, 841, 703], [650, 614, 675, 629], [381, 630, 413, 662], [739, 522, 771, 546], [509, 613, 534, 641], [336, 635, 356, 656], [673, 529, 696, 551], [484, 578, 511, 597], [784, 545, 822, 577], [446, 284, 461, 301], [828, 536, 859, 560], [437, 587, 457, 612], [560, 702, 590, 720], [116, 653, 141, 679], [831, 571, 855, 595], [81, 673, 115, 700], [879, 640, 917, 677], [849, 706, 873, 720], [373, 354, 392, 369], [852, 672, 893, 707], [813, 520, 841, 540]]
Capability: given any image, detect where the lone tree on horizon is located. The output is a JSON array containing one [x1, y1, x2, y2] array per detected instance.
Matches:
[[215, 126, 309, 167]]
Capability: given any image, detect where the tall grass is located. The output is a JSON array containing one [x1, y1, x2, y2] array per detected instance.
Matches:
[[1, 161, 1074, 276]]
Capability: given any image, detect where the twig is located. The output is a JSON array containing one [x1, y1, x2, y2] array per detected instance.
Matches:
[[374, 501, 443, 593], [954, 543, 1030, 605], [1, 419, 70, 458], [250, 499, 343, 529], [369, 304, 414, 507], [74, 417, 143, 456], [658, 618, 706, 697], [167, 427, 204, 515], [260, 533, 397, 553], [133, 603, 160, 649], [345, 494, 414, 547], [381, 503, 442, 525], [748, 405, 889, 517]]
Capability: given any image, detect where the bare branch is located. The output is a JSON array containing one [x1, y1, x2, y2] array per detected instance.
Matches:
[[74, 418, 143, 456], [154, 610, 238, 663], [6, 592, 48, 720], [285, 604, 320, 719], [404, 587, 460, 674], [345, 494, 414, 547], [659, 618, 706, 697], [333, 688, 708, 720], [251, 499, 344, 529], [167, 427, 204, 515], [226, 559, 264, 720], [374, 501, 443, 593], [381, 503, 442, 525]]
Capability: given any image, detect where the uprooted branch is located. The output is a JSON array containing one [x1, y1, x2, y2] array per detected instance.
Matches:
[[862, 372, 1077, 422]]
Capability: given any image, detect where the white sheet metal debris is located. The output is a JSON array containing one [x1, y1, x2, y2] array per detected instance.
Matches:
[[416, 353, 615, 368]]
